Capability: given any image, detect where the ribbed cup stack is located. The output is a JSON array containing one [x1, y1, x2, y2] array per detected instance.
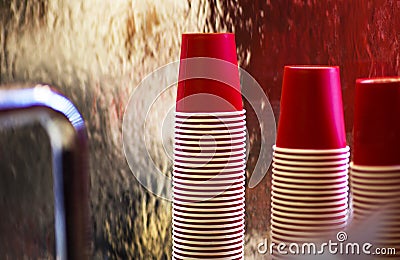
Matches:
[[172, 33, 246, 259], [271, 66, 350, 259], [351, 78, 400, 256]]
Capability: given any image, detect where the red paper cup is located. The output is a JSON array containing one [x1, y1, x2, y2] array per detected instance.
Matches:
[[273, 151, 350, 161], [173, 185, 245, 196], [173, 233, 244, 245], [271, 191, 348, 203], [272, 179, 348, 191], [175, 110, 245, 119], [173, 177, 245, 189], [271, 219, 347, 230], [173, 210, 244, 221], [173, 252, 243, 260], [172, 217, 244, 228], [271, 196, 348, 209], [272, 187, 348, 198], [172, 228, 244, 239], [173, 191, 244, 203], [273, 157, 349, 167], [272, 162, 349, 172], [353, 77, 400, 166], [350, 172, 400, 184], [172, 207, 245, 219], [174, 157, 245, 166], [271, 201, 348, 213], [175, 114, 246, 124], [176, 33, 242, 112], [271, 212, 347, 224], [174, 141, 246, 152], [276, 66, 346, 149], [272, 168, 348, 180], [173, 246, 243, 257], [172, 222, 244, 233], [172, 190, 244, 202]]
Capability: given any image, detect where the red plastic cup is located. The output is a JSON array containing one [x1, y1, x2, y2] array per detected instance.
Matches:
[[353, 77, 400, 166], [176, 33, 243, 112], [276, 66, 346, 149]]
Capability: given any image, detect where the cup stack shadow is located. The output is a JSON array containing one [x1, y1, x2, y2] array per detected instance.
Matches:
[[350, 78, 400, 256], [172, 33, 246, 259], [271, 66, 350, 259]]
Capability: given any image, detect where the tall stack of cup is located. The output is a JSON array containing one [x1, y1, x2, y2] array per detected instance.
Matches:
[[271, 66, 350, 258], [172, 33, 246, 259], [351, 78, 400, 255]]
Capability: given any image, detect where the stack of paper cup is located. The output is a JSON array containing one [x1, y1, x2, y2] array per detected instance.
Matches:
[[172, 33, 246, 259], [351, 78, 400, 255], [271, 66, 350, 258]]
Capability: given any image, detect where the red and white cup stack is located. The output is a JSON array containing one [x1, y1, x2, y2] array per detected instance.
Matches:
[[351, 78, 400, 254], [172, 33, 246, 259], [271, 66, 350, 258]]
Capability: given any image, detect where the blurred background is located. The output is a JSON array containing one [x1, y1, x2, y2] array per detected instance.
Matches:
[[0, 0, 399, 259]]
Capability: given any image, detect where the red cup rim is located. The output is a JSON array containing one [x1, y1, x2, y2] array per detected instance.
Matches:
[[350, 163, 400, 172], [271, 219, 347, 230], [285, 65, 339, 70], [271, 201, 348, 212], [271, 196, 348, 207], [173, 246, 243, 256], [173, 227, 245, 236], [175, 110, 245, 117], [182, 32, 235, 37], [356, 77, 400, 84], [273, 145, 350, 155], [173, 233, 244, 243]]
